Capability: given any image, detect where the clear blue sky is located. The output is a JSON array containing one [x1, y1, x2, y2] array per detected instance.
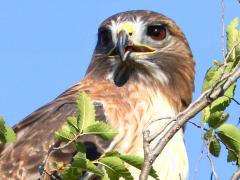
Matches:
[[0, 0, 239, 179]]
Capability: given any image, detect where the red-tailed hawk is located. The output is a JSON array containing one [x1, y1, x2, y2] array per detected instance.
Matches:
[[0, 10, 194, 179]]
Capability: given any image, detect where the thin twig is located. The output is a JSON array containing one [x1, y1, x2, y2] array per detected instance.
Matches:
[[80, 172, 95, 180], [192, 121, 207, 180], [207, 142, 219, 180], [188, 120, 209, 132], [53, 131, 104, 151], [41, 169, 60, 180], [53, 135, 81, 151], [221, 0, 225, 58], [143, 116, 172, 131], [231, 168, 240, 180], [146, 119, 176, 142], [192, 145, 205, 180], [224, 95, 240, 105]]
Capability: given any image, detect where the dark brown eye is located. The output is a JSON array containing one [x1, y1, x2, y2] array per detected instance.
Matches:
[[147, 25, 166, 41], [98, 29, 112, 46]]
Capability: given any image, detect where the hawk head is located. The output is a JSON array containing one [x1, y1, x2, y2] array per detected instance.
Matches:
[[87, 10, 195, 110]]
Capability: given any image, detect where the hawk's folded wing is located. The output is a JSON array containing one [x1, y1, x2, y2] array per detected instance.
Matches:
[[0, 84, 109, 179]]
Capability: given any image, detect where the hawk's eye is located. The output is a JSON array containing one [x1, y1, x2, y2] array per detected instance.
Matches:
[[99, 29, 112, 46], [147, 25, 166, 41]]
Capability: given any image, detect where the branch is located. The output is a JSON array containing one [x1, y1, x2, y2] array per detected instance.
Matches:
[[224, 95, 240, 105], [53, 134, 81, 151], [146, 118, 175, 142], [188, 120, 209, 132], [193, 144, 205, 180], [231, 168, 240, 180], [221, 0, 225, 58], [192, 122, 207, 180], [139, 43, 240, 180], [207, 143, 218, 180]]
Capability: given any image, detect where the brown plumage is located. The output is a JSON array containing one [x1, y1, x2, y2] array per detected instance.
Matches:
[[0, 10, 194, 179]]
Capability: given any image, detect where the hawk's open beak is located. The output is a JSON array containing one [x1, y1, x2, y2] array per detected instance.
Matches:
[[109, 30, 156, 61]]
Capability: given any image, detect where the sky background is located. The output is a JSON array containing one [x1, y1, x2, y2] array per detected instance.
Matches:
[[0, 0, 239, 179]]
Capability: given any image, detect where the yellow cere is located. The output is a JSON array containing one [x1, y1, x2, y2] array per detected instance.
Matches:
[[118, 22, 135, 35]]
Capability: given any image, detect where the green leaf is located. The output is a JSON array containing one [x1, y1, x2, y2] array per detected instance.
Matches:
[[4, 125, 16, 143], [202, 83, 236, 123], [203, 129, 221, 157], [62, 145, 87, 179], [52, 161, 58, 170], [209, 139, 221, 157], [226, 18, 239, 59], [62, 142, 103, 179], [67, 116, 79, 131], [118, 154, 159, 179], [204, 128, 214, 141], [225, 83, 236, 98], [99, 156, 134, 180], [55, 92, 98, 142], [61, 144, 86, 179], [103, 151, 158, 179], [218, 124, 240, 154], [77, 92, 96, 131], [202, 106, 211, 123], [213, 60, 221, 66], [0, 117, 7, 143], [208, 112, 229, 128], [67, 116, 79, 134], [202, 67, 222, 92], [201, 67, 222, 123], [227, 150, 238, 163], [85, 160, 104, 177], [102, 174, 111, 180], [105, 151, 121, 157], [210, 84, 236, 113], [224, 61, 237, 74], [104, 166, 120, 180], [76, 142, 86, 152], [237, 29, 240, 55], [202, 18, 239, 125], [0, 117, 16, 144], [84, 122, 118, 140], [61, 166, 83, 180], [55, 125, 75, 142]]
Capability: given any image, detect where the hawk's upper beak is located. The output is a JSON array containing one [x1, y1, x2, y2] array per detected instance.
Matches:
[[116, 30, 130, 62], [108, 25, 156, 62]]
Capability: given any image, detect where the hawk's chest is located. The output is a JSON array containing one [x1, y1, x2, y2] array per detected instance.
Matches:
[[81, 80, 188, 179], [90, 82, 177, 154]]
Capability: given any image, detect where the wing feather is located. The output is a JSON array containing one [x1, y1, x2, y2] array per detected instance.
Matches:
[[0, 84, 109, 179]]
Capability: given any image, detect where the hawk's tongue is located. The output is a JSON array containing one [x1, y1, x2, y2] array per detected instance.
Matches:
[[125, 46, 134, 52]]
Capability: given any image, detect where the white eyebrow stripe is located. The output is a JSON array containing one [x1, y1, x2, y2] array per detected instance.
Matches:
[[107, 16, 145, 44]]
